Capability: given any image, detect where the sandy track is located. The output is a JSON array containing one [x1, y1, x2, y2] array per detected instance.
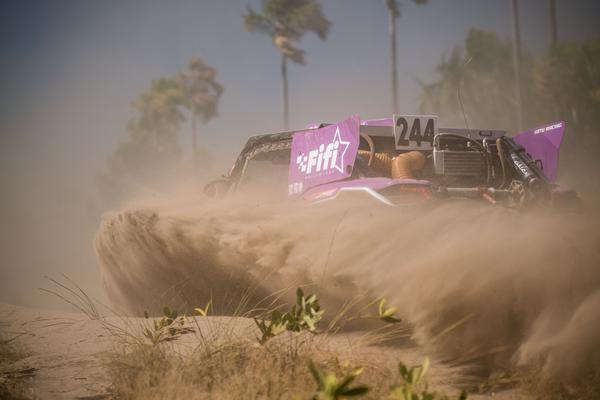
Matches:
[[1, 301, 529, 399], [0, 302, 258, 399], [1, 303, 113, 399]]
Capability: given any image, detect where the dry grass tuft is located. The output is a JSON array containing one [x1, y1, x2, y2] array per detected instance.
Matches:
[[105, 335, 397, 400], [0, 335, 33, 400], [523, 369, 600, 400], [45, 277, 600, 399]]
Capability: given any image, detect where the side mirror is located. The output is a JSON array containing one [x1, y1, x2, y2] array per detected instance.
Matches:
[[203, 177, 232, 198]]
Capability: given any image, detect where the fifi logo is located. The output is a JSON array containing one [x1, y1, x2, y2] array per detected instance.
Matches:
[[296, 127, 350, 175]]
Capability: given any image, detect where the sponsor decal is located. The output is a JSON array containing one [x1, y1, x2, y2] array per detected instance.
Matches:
[[513, 121, 565, 182], [288, 115, 360, 196], [510, 153, 532, 177], [295, 127, 350, 175], [534, 122, 563, 135]]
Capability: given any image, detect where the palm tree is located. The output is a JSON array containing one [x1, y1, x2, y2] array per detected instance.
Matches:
[[548, 0, 558, 46], [177, 57, 223, 164], [510, 0, 523, 131], [244, 0, 331, 130], [134, 77, 186, 157], [384, 0, 427, 114]]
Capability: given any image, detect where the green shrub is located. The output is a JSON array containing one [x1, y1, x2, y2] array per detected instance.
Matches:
[[142, 307, 194, 345], [308, 361, 369, 400], [254, 288, 324, 344]]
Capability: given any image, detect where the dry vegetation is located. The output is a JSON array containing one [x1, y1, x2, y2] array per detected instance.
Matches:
[[107, 337, 386, 399], [42, 278, 600, 400], [100, 293, 600, 400], [97, 289, 468, 400], [0, 335, 33, 400]]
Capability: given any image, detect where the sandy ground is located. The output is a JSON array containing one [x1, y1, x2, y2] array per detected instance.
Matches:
[[0, 301, 531, 400], [1, 303, 113, 399], [0, 302, 255, 399]]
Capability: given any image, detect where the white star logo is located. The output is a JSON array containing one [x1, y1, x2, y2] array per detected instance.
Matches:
[[332, 127, 350, 173], [294, 125, 352, 175]]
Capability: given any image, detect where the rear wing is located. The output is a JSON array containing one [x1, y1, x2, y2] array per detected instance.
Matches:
[[513, 122, 564, 182], [288, 115, 360, 196]]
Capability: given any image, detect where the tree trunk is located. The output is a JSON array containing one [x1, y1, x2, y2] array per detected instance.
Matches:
[[191, 114, 198, 153], [510, 0, 523, 131], [191, 113, 198, 171], [389, 11, 398, 114], [548, 0, 558, 45], [548, 0, 559, 120], [281, 55, 289, 130]]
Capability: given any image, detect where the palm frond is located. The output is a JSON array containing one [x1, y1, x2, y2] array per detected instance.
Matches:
[[244, 6, 276, 36], [287, 0, 331, 40], [178, 57, 223, 123], [273, 34, 306, 64], [386, 0, 427, 18], [385, 0, 400, 18]]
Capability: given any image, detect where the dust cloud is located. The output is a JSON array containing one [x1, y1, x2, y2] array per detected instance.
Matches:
[[95, 186, 600, 379]]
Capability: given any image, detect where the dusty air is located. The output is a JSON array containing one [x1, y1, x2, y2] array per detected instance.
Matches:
[[1, 1, 599, 399]]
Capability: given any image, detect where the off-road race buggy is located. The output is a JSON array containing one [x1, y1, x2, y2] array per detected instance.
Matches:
[[205, 115, 580, 210]]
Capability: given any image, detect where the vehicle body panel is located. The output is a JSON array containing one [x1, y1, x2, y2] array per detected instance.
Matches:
[[205, 115, 579, 210], [513, 121, 565, 181], [289, 115, 360, 196]]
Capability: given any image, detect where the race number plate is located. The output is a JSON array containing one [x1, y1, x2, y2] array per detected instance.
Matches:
[[393, 115, 438, 150]]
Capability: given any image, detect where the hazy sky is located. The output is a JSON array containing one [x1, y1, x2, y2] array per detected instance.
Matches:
[[1, 0, 599, 307]]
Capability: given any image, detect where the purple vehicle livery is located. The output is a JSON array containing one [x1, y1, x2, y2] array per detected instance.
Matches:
[[204, 114, 580, 210], [288, 115, 360, 197]]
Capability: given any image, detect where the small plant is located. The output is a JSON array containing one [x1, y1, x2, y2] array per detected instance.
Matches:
[[378, 298, 401, 324], [254, 288, 324, 344], [308, 361, 369, 400], [287, 288, 324, 333], [389, 358, 467, 400], [194, 300, 212, 317], [142, 307, 194, 345], [255, 310, 289, 345], [389, 357, 429, 400]]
